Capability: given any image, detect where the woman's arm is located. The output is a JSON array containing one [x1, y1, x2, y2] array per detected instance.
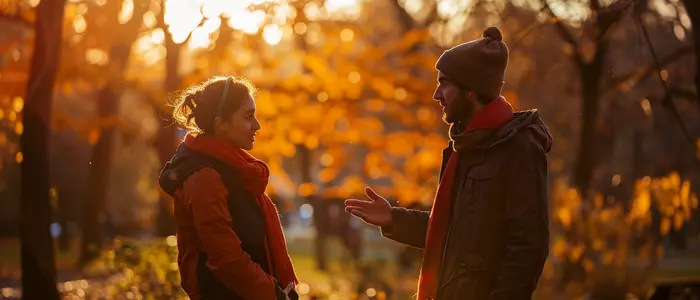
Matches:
[[184, 168, 286, 299]]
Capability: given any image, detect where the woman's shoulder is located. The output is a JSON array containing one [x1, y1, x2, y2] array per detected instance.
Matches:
[[182, 167, 224, 190], [183, 165, 245, 193]]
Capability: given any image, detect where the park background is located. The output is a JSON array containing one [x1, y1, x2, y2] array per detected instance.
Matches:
[[1, 0, 700, 299]]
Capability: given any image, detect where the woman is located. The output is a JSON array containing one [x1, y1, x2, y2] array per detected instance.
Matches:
[[159, 76, 298, 300]]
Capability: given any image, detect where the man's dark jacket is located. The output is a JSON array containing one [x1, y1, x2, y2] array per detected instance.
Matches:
[[382, 110, 552, 300]]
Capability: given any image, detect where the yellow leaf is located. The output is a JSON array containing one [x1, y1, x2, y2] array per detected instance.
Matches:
[[673, 213, 684, 230], [12, 96, 23, 112], [592, 238, 605, 251], [660, 217, 671, 235], [602, 252, 614, 265], [304, 135, 319, 150], [556, 208, 572, 229], [583, 259, 594, 273], [289, 129, 304, 144], [319, 168, 336, 183], [298, 183, 317, 197], [569, 244, 585, 262], [14, 122, 23, 135], [656, 245, 665, 258], [88, 128, 100, 145], [365, 99, 385, 112]]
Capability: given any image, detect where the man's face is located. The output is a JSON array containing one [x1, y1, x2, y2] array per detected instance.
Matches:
[[433, 71, 476, 124]]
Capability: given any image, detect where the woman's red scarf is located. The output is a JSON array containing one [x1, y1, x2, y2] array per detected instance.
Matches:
[[184, 134, 298, 287], [417, 96, 513, 299]]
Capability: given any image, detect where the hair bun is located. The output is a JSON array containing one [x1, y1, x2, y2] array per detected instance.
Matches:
[[483, 26, 503, 42]]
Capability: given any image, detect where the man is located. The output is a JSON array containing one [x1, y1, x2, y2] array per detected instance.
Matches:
[[344, 26, 552, 300]]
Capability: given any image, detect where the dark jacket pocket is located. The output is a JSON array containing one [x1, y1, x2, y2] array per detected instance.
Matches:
[[459, 163, 498, 212]]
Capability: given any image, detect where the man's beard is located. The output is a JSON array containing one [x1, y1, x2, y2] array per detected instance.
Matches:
[[442, 96, 475, 125]]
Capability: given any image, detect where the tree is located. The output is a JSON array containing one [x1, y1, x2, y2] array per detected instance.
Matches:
[[19, 0, 66, 298], [545, 0, 696, 196], [682, 0, 700, 105], [153, 0, 206, 237], [77, 0, 149, 267]]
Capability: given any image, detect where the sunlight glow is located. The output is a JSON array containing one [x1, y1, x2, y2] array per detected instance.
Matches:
[[325, 0, 360, 19], [73, 15, 86, 33], [438, 0, 472, 19], [151, 28, 165, 45], [136, 33, 155, 54], [189, 17, 222, 49], [164, 0, 205, 44], [143, 46, 166, 66], [118, 0, 134, 25], [340, 28, 354, 42], [262, 24, 283, 45], [227, 9, 266, 34], [202, 0, 227, 18], [294, 22, 307, 34], [143, 11, 157, 28], [85, 48, 109, 65], [161, 0, 361, 51], [401, 0, 423, 15]]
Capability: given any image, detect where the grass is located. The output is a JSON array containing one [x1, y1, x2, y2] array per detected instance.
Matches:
[[3, 236, 700, 299]]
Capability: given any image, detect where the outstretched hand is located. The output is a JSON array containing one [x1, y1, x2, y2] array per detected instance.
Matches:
[[344, 187, 393, 228]]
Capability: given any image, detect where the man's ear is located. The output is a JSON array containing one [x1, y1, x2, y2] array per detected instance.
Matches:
[[463, 89, 476, 100]]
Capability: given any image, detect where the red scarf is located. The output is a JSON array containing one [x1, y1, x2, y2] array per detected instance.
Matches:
[[184, 134, 298, 287], [417, 96, 513, 299]]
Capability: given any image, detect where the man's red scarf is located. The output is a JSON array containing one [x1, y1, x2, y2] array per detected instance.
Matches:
[[417, 96, 513, 299], [184, 134, 298, 287]]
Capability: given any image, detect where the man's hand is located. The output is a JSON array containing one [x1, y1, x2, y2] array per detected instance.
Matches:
[[344, 187, 393, 228]]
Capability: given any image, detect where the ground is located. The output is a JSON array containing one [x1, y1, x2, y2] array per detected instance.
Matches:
[[2, 236, 700, 299]]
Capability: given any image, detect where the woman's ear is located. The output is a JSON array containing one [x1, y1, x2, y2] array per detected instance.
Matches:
[[213, 116, 227, 134]]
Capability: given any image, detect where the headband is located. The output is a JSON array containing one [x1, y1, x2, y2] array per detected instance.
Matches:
[[217, 77, 232, 116]]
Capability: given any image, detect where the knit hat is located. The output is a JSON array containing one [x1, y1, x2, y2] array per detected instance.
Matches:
[[435, 26, 509, 100]]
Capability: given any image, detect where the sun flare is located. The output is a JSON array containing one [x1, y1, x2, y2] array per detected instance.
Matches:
[[163, 0, 360, 48]]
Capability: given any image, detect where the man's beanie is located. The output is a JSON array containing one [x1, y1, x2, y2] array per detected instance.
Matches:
[[435, 26, 509, 100]]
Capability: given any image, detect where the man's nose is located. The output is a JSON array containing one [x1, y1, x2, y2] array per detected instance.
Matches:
[[432, 88, 442, 101]]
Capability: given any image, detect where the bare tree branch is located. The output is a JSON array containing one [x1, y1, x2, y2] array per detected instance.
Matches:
[[543, 0, 585, 67], [510, 6, 549, 52], [593, 0, 635, 41], [125, 0, 150, 31], [635, 13, 694, 142], [389, 0, 416, 33], [183, 17, 208, 44], [603, 44, 694, 96], [157, 0, 207, 45], [422, 1, 439, 27], [667, 87, 699, 100]]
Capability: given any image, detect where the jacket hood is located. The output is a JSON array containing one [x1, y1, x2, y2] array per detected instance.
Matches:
[[490, 109, 552, 153], [158, 144, 205, 197]]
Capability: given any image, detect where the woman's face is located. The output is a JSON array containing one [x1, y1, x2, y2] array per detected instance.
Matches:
[[216, 94, 261, 150]]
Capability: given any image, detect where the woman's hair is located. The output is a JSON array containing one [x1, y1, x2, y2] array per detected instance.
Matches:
[[171, 76, 256, 134]]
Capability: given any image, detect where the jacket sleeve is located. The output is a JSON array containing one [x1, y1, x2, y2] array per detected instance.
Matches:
[[489, 142, 550, 300], [184, 168, 287, 300], [380, 207, 430, 249]]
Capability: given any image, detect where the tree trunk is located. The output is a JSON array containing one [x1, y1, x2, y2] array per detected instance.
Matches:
[[682, 0, 700, 111], [19, 0, 66, 298], [79, 45, 131, 267], [78, 87, 117, 266], [155, 32, 181, 237], [572, 44, 606, 197]]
